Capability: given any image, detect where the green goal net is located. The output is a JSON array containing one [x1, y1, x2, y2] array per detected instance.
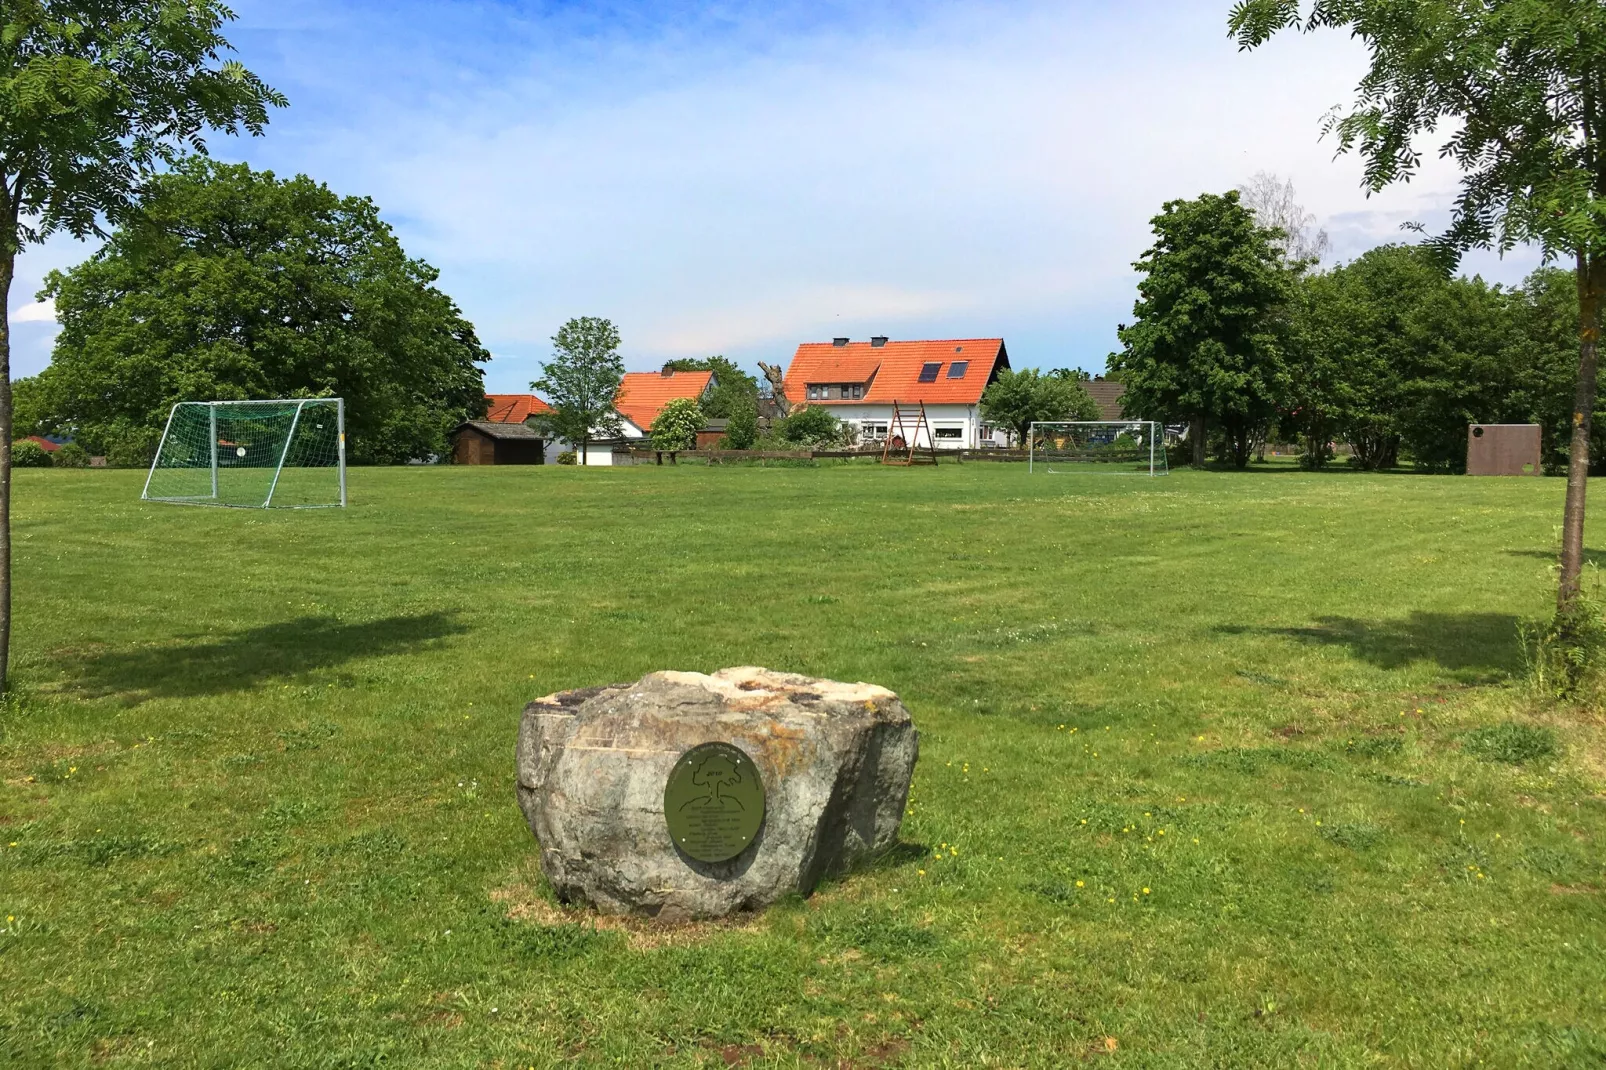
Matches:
[[1028, 421, 1168, 476], [142, 399, 347, 508]]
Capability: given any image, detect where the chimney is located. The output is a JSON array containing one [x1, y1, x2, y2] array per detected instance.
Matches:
[[660, 364, 674, 377], [870, 335, 888, 348], [832, 337, 849, 347]]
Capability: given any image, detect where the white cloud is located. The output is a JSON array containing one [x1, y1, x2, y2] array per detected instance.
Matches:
[[9, 298, 56, 324]]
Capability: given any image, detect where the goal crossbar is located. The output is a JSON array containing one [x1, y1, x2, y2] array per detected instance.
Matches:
[[143, 398, 347, 508], [1028, 420, 1168, 476]]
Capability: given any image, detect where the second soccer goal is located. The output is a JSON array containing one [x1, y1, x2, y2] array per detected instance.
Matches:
[[143, 399, 347, 508], [1028, 421, 1168, 476]]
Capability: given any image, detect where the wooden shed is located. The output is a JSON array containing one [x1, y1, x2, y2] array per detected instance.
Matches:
[[451, 421, 547, 465]]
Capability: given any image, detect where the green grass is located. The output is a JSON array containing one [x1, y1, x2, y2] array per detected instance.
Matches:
[[2, 463, 1604, 1068]]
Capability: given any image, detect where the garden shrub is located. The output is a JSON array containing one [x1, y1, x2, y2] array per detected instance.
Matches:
[[557, 450, 576, 465], [11, 440, 51, 467], [53, 442, 90, 467]]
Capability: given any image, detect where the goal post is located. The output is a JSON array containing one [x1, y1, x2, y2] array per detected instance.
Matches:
[[1027, 421, 1168, 476], [143, 398, 347, 508]]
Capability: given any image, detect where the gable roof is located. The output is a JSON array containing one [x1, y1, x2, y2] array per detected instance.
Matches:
[[614, 370, 714, 431], [454, 420, 546, 441], [781, 339, 1008, 407], [1085, 378, 1127, 421], [485, 394, 553, 423]]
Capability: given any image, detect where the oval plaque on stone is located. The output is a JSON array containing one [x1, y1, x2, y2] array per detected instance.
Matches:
[[663, 742, 765, 862]]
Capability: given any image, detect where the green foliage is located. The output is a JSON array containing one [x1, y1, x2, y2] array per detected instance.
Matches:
[[51, 441, 88, 468], [979, 368, 1101, 442], [649, 396, 703, 454], [534, 317, 624, 462], [776, 405, 847, 447], [34, 160, 489, 464], [1522, 586, 1606, 701], [1111, 191, 1294, 468], [10, 440, 49, 467], [556, 450, 577, 465], [661, 356, 759, 419], [1463, 722, 1558, 765], [722, 395, 759, 449]]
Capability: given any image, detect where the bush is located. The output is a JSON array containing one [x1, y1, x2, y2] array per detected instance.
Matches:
[[777, 406, 847, 447], [723, 398, 758, 450], [1463, 722, 1558, 765], [53, 442, 90, 468], [103, 426, 159, 468], [1521, 588, 1606, 701], [556, 450, 576, 465], [11, 440, 52, 467]]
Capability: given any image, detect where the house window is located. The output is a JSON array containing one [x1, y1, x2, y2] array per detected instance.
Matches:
[[934, 426, 963, 439], [839, 385, 850, 399], [947, 361, 969, 379], [918, 362, 941, 383], [806, 385, 820, 400], [852, 384, 863, 399]]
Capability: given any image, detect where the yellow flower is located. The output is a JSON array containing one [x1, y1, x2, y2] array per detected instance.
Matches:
[[1142, 888, 1151, 895], [1080, 819, 1087, 825], [1157, 830, 1165, 836], [917, 869, 926, 877], [1075, 880, 1084, 888]]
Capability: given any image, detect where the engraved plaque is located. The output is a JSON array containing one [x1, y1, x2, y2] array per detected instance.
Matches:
[[663, 742, 765, 863]]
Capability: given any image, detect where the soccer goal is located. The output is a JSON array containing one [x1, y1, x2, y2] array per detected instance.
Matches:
[[1028, 421, 1168, 476], [142, 399, 347, 508]]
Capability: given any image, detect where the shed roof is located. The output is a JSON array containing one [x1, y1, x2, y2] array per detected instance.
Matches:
[[454, 420, 546, 441], [615, 370, 714, 431], [781, 339, 1008, 407], [1085, 378, 1127, 421]]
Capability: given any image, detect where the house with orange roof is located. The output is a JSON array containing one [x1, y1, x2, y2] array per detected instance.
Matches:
[[613, 369, 715, 436], [484, 394, 554, 424], [780, 336, 1011, 448]]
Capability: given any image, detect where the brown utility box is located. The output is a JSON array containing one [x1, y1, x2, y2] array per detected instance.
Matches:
[[1467, 423, 1542, 476]]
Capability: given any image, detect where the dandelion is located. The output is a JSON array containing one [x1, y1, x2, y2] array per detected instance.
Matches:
[[1157, 830, 1165, 836], [1107, 897, 1115, 903], [1142, 888, 1150, 895], [1080, 819, 1088, 825], [917, 869, 926, 877], [1075, 880, 1084, 888]]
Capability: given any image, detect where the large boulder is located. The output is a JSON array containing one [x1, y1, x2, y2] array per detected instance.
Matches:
[[516, 667, 919, 920]]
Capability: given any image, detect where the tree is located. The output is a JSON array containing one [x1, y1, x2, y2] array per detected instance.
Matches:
[[979, 368, 1100, 444], [534, 317, 624, 465], [723, 395, 759, 449], [776, 405, 846, 447], [1110, 191, 1294, 467], [1229, 0, 1606, 615], [662, 356, 759, 419], [650, 396, 703, 461], [1237, 172, 1332, 265], [29, 160, 489, 464], [0, 1, 283, 691]]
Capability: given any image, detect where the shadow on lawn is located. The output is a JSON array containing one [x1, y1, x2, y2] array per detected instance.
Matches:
[[57, 612, 469, 701], [1218, 611, 1522, 679], [1504, 548, 1606, 568]]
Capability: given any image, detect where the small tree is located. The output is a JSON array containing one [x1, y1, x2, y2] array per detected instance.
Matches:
[[980, 368, 1100, 444], [535, 317, 624, 465], [662, 356, 759, 418], [723, 396, 759, 449], [777, 405, 846, 447], [0, 1, 284, 690], [650, 396, 703, 462]]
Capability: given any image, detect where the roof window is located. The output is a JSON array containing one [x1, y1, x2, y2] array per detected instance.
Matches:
[[918, 362, 941, 383], [947, 361, 969, 379]]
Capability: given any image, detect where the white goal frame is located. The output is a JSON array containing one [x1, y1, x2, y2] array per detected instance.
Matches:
[[142, 398, 347, 508], [1028, 420, 1168, 476]]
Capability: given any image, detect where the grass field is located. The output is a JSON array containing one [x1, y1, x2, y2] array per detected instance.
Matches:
[[2, 463, 1604, 1068]]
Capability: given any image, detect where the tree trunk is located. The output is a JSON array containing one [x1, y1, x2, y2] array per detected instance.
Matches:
[[580, 435, 588, 466], [1190, 412, 1206, 467], [1559, 250, 1606, 611], [0, 243, 13, 693]]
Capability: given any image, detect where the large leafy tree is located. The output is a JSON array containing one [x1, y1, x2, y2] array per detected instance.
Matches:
[[30, 160, 489, 464], [535, 317, 624, 464], [979, 368, 1100, 444], [1229, 0, 1606, 611], [650, 396, 703, 461], [0, 0, 283, 690], [1111, 191, 1293, 468]]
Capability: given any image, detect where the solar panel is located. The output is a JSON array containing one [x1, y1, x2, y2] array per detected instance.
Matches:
[[918, 362, 941, 382], [947, 361, 969, 379]]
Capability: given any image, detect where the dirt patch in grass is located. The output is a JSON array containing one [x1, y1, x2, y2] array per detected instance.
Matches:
[[491, 879, 763, 950]]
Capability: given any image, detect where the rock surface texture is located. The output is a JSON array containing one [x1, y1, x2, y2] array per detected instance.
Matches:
[[516, 667, 919, 920]]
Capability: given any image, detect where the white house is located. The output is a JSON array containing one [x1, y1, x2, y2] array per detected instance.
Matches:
[[574, 368, 716, 465], [780, 336, 1011, 448]]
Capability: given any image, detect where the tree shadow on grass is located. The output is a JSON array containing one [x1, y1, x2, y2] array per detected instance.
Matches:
[[1217, 611, 1522, 680], [55, 612, 469, 702], [1504, 548, 1606, 569]]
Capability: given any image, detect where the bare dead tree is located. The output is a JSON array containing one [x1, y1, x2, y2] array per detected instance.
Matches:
[[758, 362, 791, 415], [1236, 172, 1331, 267]]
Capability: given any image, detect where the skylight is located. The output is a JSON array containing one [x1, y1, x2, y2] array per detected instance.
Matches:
[[947, 361, 969, 379], [918, 362, 941, 382]]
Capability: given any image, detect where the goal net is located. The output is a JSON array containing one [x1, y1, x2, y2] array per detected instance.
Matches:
[[142, 399, 347, 508], [1028, 421, 1168, 476]]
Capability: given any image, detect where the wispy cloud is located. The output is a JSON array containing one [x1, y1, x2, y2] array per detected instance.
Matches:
[[10, 0, 1544, 387]]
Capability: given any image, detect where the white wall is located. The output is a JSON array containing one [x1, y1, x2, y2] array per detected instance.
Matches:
[[822, 403, 984, 448]]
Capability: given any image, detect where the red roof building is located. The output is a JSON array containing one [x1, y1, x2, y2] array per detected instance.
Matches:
[[779, 337, 1011, 449], [614, 370, 715, 432], [485, 394, 554, 423]]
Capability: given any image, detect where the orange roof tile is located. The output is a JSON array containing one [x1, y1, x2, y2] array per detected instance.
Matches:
[[781, 339, 1008, 407], [614, 370, 714, 430], [485, 394, 553, 422]]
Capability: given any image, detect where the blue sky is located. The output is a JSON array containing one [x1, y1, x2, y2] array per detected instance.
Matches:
[[9, 0, 1547, 391]]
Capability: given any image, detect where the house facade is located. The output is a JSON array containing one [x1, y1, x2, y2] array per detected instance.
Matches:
[[780, 337, 1010, 449]]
